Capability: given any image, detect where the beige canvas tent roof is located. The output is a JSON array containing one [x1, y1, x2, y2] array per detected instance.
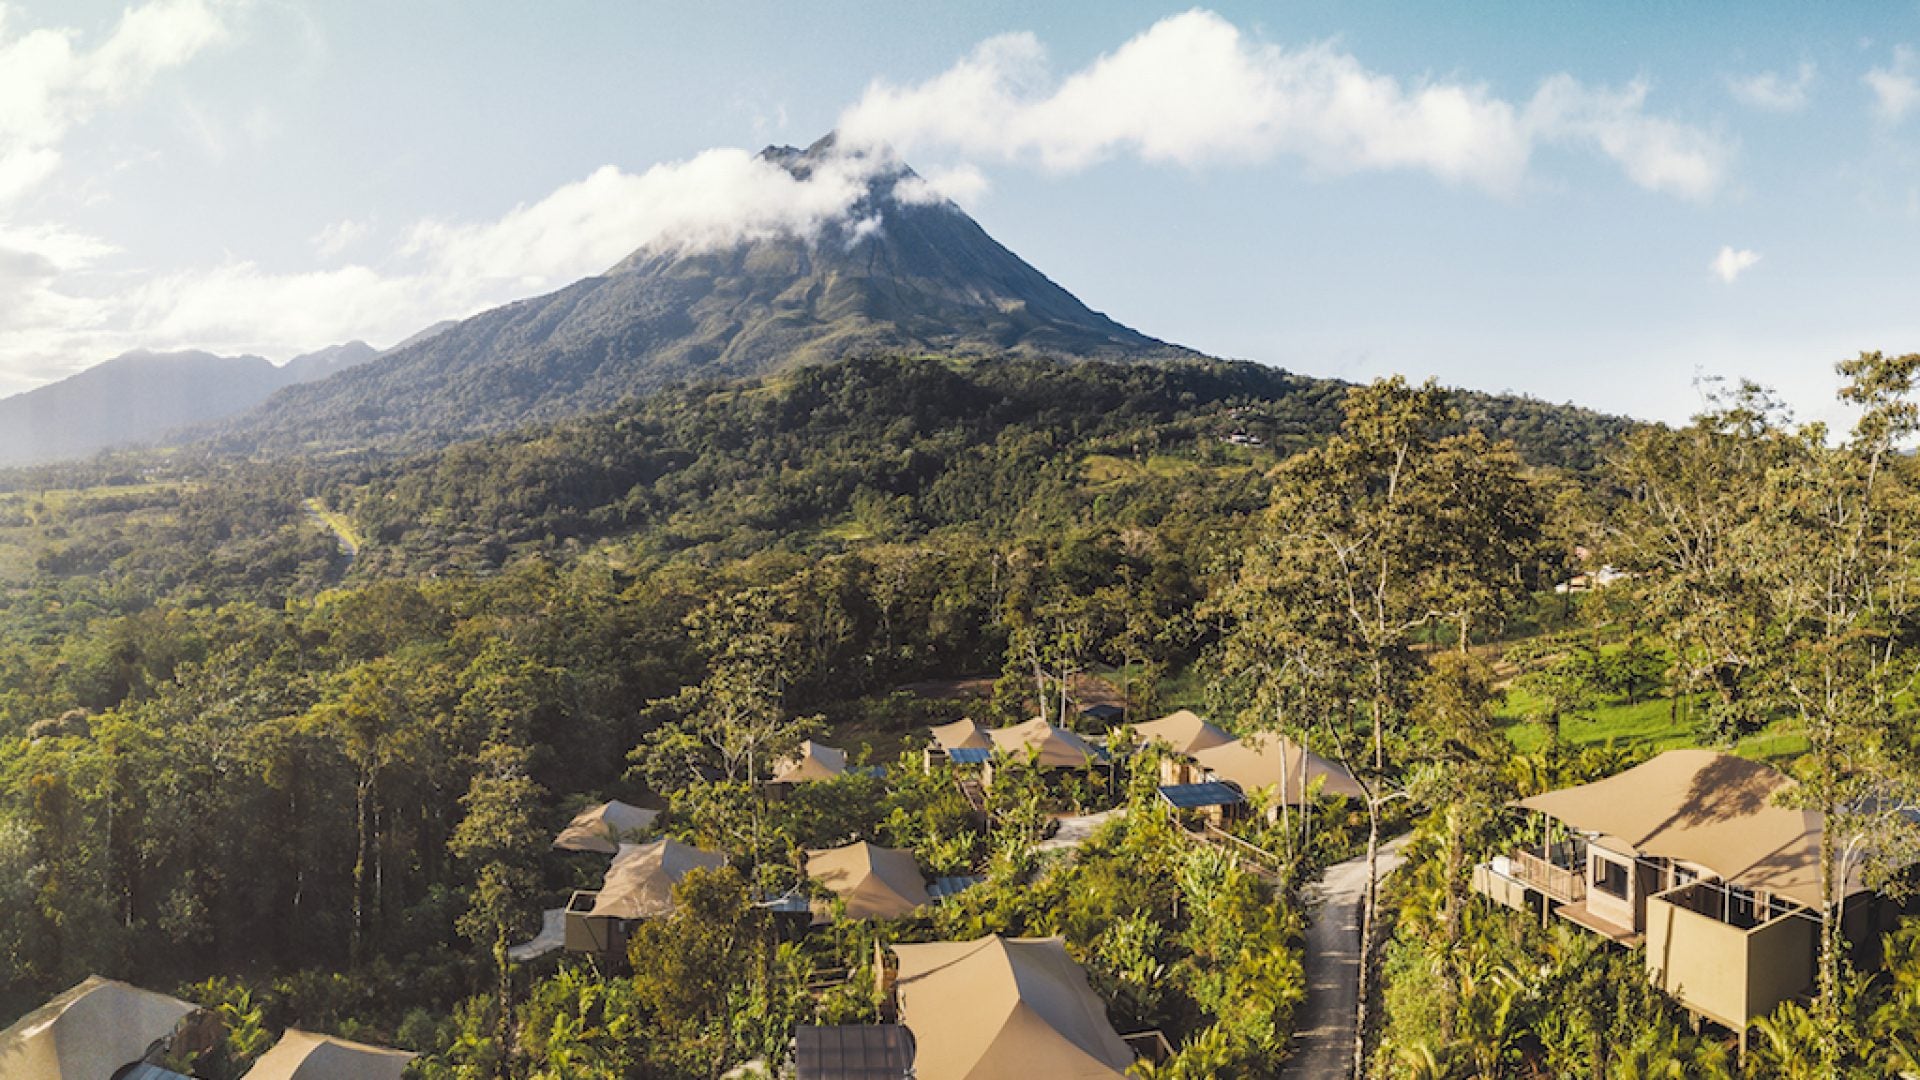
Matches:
[[772, 740, 849, 783], [240, 1029, 415, 1080], [1130, 709, 1235, 757], [988, 717, 1101, 769], [1190, 733, 1364, 805], [892, 935, 1134, 1080], [806, 841, 932, 919], [0, 975, 197, 1080], [930, 718, 994, 752], [553, 799, 660, 854], [1518, 748, 1851, 909], [589, 837, 727, 919]]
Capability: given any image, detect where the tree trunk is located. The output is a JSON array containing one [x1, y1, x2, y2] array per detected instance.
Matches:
[[352, 766, 374, 967], [1353, 802, 1382, 1080]]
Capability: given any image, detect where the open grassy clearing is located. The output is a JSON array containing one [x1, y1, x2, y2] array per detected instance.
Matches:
[[302, 497, 364, 554], [1495, 684, 1807, 762]]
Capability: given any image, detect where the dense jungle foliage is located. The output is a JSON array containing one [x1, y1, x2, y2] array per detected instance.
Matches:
[[13, 351, 1920, 1078]]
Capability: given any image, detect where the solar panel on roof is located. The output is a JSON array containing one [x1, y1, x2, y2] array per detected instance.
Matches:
[[928, 875, 985, 901], [120, 1067, 196, 1080], [1157, 782, 1246, 809], [794, 1025, 915, 1078]]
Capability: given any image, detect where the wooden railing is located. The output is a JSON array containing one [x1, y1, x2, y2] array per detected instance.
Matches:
[[1191, 824, 1284, 882], [1512, 844, 1586, 903]]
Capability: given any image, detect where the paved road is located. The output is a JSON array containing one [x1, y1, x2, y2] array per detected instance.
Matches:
[[1283, 834, 1410, 1080]]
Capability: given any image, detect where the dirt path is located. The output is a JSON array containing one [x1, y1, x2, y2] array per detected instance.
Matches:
[[303, 497, 360, 559], [1284, 833, 1411, 1080]]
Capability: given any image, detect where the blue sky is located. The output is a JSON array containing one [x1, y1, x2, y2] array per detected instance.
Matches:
[[3, 1, 1919, 425]]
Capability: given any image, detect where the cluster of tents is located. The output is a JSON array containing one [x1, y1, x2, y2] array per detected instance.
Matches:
[[535, 705, 1355, 1078], [0, 976, 412, 1080], [930, 707, 1364, 818]]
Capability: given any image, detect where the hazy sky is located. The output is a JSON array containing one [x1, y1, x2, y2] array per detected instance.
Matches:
[[3, 1, 1918, 425]]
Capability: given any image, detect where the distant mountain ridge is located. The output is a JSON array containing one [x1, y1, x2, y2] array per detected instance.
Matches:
[[216, 136, 1192, 454], [0, 342, 377, 466]]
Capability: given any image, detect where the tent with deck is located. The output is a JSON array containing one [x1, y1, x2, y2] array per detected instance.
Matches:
[[1190, 733, 1364, 806], [891, 935, 1134, 1080], [1129, 709, 1234, 757], [806, 841, 932, 919], [929, 718, 993, 752], [987, 717, 1103, 769], [553, 799, 659, 854], [240, 1029, 415, 1080], [0, 976, 198, 1080], [773, 740, 850, 784]]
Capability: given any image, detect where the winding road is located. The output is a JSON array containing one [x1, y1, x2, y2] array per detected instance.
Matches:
[[1283, 834, 1411, 1080]]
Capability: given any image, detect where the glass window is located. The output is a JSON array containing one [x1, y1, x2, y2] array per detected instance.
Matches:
[[1592, 855, 1629, 898]]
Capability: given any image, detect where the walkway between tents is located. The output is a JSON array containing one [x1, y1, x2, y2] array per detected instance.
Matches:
[[1283, 834, 1410, 1080]]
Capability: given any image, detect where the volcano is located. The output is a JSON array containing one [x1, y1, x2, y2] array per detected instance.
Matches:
[[219, 136, 1190, 453]]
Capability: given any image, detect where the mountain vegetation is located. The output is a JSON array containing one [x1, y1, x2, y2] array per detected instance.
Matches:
[[0, 342, 377, 466], [3, 137, 1913, 1079], [214, 139, 1193, 456]]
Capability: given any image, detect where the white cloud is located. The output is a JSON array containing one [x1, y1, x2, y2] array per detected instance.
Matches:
[[309, 218, 370, 259], [0, 0, 232, 206], [1, 147, 897, 377], [1712, 245, 1761, 283], [1865, 45, 1920, 125], [1726, 62, 1815, 112], [838, 9, 1728, 199], [894, 163, 990, 208], [1524, 76, 1729, 200], [0, 8, 1744, 397]]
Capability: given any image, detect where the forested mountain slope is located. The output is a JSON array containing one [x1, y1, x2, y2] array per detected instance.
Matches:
[[214, 137, 1190, 455], [0, 343, 377, 466], [313, 355, 1636, 577]]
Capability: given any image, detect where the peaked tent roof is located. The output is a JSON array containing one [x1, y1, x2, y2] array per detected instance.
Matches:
[[1130, 709, 1235, 757], [0, 976, 197, 1080], [988, 717, 1101, 769], [806, 841, 932, 919], [1517, 748, 1851, 909], [1191, 733, 1364, 804], [240, 1029, 415, 1080], [892, 935, 1134, 1080], [553, 799, 660, 854], [589, 837, 727, 919], [930, 718, 994, 752], [773, 740, 850, 783]]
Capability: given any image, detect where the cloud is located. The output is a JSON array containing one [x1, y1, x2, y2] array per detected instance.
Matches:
[[310, 218, 370, 259], [838, 9, 1728, 199], [1712, 246, 1761, 283], [1866, 45, 1920, 125], [0, 147, 895, 378], [0, 8, 1742, 396], [1524, 76, 1729, 200], [894, 163, 990, 207], [0, 0, 233, 206], [1726, 62, 1815, 111]]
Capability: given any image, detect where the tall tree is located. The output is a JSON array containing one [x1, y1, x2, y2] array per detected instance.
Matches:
[[449, 737, 545, 1065]]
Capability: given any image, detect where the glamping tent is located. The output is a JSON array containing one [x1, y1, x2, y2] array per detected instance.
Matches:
[[772, 740, 850, 784], [806, 841, 933, 920], [1129, 709, 1234, 758], [1513, 748, 1840, 910], [552, 799, 660, 854], [929, 718, 993, 752], [1475, 749, 1883, 1041], [1191, 733, 1364, 807], [240, 1029, 415, 1080], [987, 717, 1103, 769], [0, 976, 197, 1080], [891, 935, 1134, 1080], [565, 837, 727, 953]]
